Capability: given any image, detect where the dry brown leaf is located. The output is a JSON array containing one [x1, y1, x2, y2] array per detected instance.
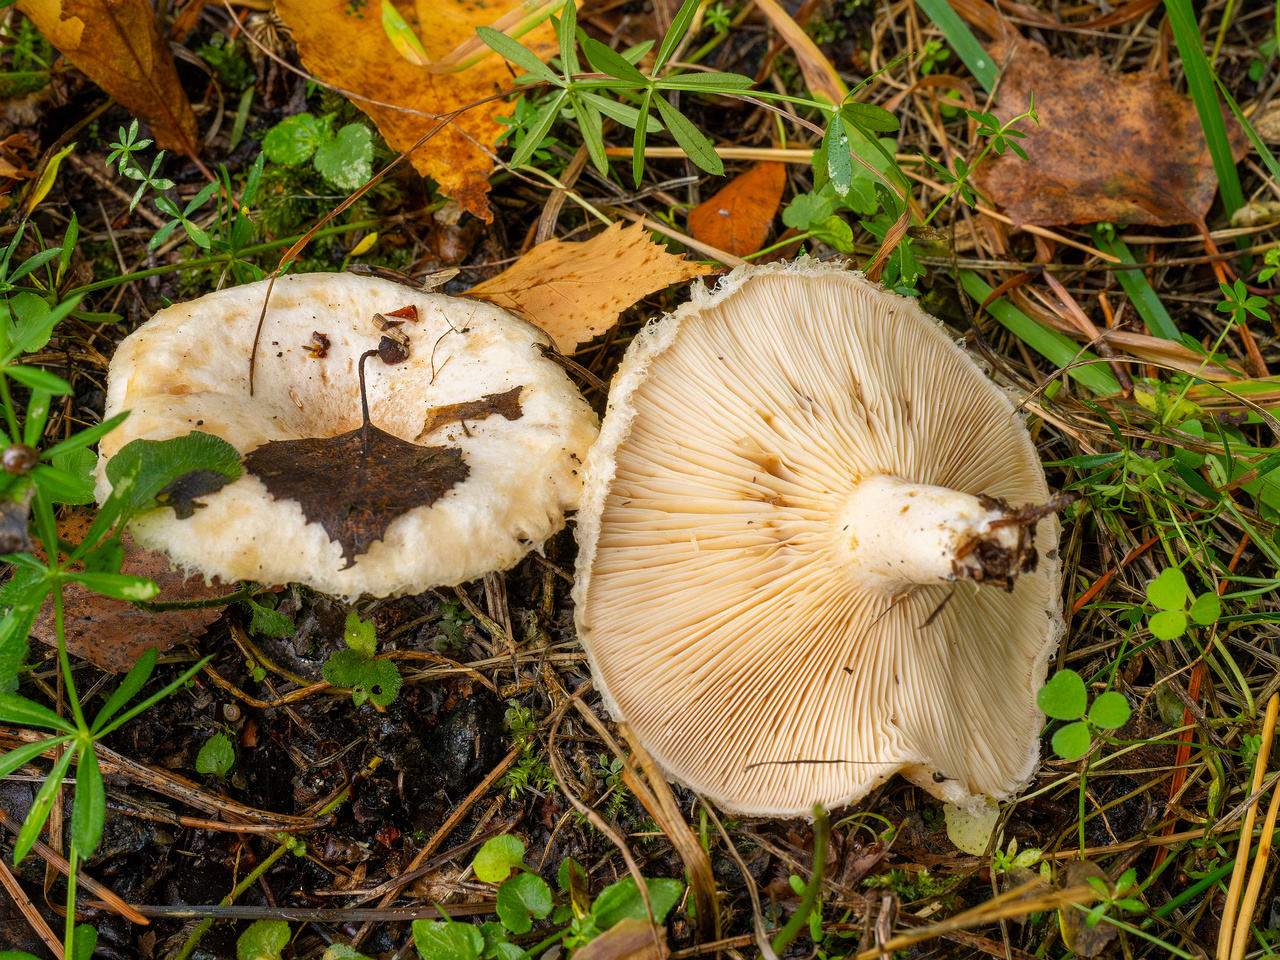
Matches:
[[972, 40, 1248, 227], [16, 0, 199, 155], [752, 0, 845, 104], [30, 510, 236, 673], [688, 162, 786, 258], [274, 0, 559, 222], [571, 919, 667, 960], [467, 221, 712, 352]]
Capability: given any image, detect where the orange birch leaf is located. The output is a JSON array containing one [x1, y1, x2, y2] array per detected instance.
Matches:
[[468, 221, 712, 352], [274, 0, 560, 222], [16, 0, 199, 155], [688, 162, 787, 258]]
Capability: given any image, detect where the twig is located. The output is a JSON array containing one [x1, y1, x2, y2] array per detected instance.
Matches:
[[0, 852, 64, 958]]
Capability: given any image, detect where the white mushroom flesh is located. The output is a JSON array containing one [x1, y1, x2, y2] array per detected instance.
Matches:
[[96, 272, 598, 598], [575, 259, 1061, 817]]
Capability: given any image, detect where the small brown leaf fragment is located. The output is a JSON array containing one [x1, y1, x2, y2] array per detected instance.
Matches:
[[373, 313, 411, 345], [244, 425, 469, 568], [972, 39, 1248, 227], [29, 510, 236, 673], [417, 386, 524, 441], [385, 304, 419, 322], [688, 163, 787, 258], [155, 469, 231, 520], [467, 222, 712, 352], [309, 331, 331, 359], [572, 919, 667, 960], [15, 0, 199, 155], [1057, 861, 1116, 958]]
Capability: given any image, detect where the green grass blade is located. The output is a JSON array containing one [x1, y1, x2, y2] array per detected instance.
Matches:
[[1165, 0, 1244, 218], [1215, 74, 1280, 185], [911, 0, 998, 91], [958, 272, 1121, 395], [1088, 225, 1181, 341]]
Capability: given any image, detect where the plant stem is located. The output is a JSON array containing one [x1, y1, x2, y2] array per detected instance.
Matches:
[[64, 842, 78, 954], [766, 804, 828, 959], [63, 218, 383, 298]]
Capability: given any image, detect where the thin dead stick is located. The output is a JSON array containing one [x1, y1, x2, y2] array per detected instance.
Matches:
[[1223, 692, 1280, 960], [1231, 781, 1280, 960], [852, 881, 1100, 960], [606, 207, 746, 266], [347, 741, 521, 956], [0, 852, 64, 959], [0, 727, 314, 826], [0, 805, 149, 925]]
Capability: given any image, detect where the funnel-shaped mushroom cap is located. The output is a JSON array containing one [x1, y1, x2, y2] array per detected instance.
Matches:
[[97, 273, 598, 599], [574, 259, 1061, 817]]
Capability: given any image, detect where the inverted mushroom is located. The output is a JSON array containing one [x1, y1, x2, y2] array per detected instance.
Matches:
[[96, 272, 598, 599], [574, 259, 1063, 817]]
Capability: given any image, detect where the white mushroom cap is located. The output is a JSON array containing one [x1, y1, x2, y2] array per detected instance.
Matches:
[[96, 272, 598, 599], [574, 259, 1062, 817]]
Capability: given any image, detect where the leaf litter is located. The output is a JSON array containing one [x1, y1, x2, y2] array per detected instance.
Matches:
[[273, 0, 559, 221], [467, 221, 712, 351], [972, 39, 1249, 227], [243, 350, 477, 568]]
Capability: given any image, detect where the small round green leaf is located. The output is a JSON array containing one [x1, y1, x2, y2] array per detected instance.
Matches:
[[1188, 591, 1221, 626], [263, 113, 327, 165], [196, 732, 235, 778], [1051, 721, 1092, 761], [1037, 669, 1087, 720], [472, 834, 526, 883], [1088, 691, 1131, 730], [237, 919, 291, 960], [412, 919, 483, 960], [496, 872, 553, 934], [1148, 609, 1187, 640], [1145, 567, 1188, 611]]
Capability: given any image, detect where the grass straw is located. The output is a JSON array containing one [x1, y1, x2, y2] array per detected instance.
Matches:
[[957, 271, 1121, 396], [1165, 0, 1245, 220], [1219, 693, 1280, 960], [1088, 226, 1181, 342], [910, 0, 998, 92]]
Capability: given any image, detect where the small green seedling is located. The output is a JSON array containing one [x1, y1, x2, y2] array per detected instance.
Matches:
[[244, 594, 295, 639], [237, 920, 291, 960], [195, 731, 235, 779], [414, 835, 684, 960], [322, 610, 402, 708], [1146, 566, 1220, 640], [1083, 867, 1145, 927], [1038, 669, 1131, 761]]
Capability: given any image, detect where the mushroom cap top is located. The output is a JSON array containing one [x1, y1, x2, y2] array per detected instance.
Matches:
[[574, 259, 1061, 817], [96, 272, 598, 599]]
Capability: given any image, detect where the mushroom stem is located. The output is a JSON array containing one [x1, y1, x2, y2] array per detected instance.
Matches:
[[834, 475, 1047, 592]]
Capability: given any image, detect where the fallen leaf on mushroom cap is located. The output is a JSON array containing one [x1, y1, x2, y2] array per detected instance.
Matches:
[[28, 510, 237, 673], [15, 0, 199, 155], [688, 162, 787, 258], [245, 394, 471, 568], [972, 40, 1247, 227], [467, 221, 713, 352], [273, 0, 558, 221]]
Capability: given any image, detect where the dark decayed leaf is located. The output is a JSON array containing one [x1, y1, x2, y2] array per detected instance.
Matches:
[[245, 425, 469, 568], [417, 386, 524, 440], [155, 469, 233, 519]]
